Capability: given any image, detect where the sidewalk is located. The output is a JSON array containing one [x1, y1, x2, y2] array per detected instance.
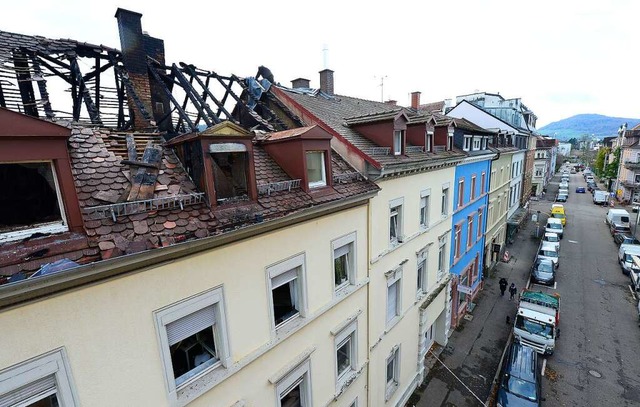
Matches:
[[410, 210, 542, 407]]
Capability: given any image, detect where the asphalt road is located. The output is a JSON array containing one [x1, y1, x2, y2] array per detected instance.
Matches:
[[531, 171, 640, 406]]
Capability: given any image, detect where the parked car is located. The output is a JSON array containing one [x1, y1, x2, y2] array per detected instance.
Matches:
[[546, 218, 564, 239], [542, 232, 560, 251], [556, 193, 567, 202], [576, 186, 586, 193], [587, 183, 597, 191], [606, 209, 631, 227], [610, 222, 632, 237], [559, 181, 569, 189], [618, 244, 640, 275], [551, 205, 566, 226], [537, 241, 559, 269], [497, 342, 544, 407], [531, 258, 556, 286], [613, 233, 640, 246], [593, 190, 608, 205]]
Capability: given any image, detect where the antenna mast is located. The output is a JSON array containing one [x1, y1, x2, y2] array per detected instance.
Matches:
[[375, 75, 388, 102]]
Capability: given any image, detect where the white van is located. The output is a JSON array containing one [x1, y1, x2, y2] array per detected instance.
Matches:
[[545, 218, 564, 239], [618, 244, 640, 275], [593, 190, 608, 205], [606, 209, 630, 227]]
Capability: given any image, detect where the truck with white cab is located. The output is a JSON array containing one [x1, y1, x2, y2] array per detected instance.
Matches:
[[514, 290, 560, 355]]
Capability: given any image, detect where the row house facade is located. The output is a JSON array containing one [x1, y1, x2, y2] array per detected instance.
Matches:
[[0, 11, 383, 407], [446, 120, 495, 329], [532, 137, 558, 196], [272, 84, 460, 406], [447, 100, 528, 242], [451, 93, 538, 207], [617, 125, 640, 203]]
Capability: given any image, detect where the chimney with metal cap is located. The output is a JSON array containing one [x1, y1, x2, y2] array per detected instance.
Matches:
[[291, 78, 311, 89], [411, 91, 421, 109], [319, 69, 334, 95]]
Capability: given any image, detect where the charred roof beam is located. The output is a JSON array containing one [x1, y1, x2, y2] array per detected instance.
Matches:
[[147, 60, 195, 132], [69, 56, 102, 125], [170, 63, 218, 127]]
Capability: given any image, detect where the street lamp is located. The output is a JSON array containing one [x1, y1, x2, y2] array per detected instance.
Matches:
[[614, 123, 628, 203]]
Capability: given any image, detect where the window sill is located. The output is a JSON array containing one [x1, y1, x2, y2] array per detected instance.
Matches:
[[331, 362, 368, 403], [0, 222, 68, 244]]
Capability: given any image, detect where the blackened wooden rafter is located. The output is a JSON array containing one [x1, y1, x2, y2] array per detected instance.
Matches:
[[171, 63, 218, 127], [69, 56, 102, 125]]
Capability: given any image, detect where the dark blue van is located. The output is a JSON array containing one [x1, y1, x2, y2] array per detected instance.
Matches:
[[497, 342, 543, 406]]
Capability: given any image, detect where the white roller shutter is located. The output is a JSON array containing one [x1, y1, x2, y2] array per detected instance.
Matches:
[[271, 268, 297, 289], [386, 283, 398, 322], [166, 305, 215, 345], [0, 375, 56, 407]]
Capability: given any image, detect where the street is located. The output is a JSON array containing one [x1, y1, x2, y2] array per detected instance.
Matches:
[[534, 172, 640, 406], [412, 169, 640, 406]]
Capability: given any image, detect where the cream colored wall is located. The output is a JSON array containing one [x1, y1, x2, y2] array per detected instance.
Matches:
[[368, 167, 455, 406], [0, 206, 369, 407], [487, 153, 514, 241]]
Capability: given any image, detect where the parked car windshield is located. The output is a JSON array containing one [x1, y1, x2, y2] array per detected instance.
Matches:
[[552, 213, 565, 219], [504, 377, 538, 402], [545, 235, 559, 242], [536, 261, 554, 274], [540, 250, 557, 258], [549, 223, 562, 230], [515, 315, 554, 339]]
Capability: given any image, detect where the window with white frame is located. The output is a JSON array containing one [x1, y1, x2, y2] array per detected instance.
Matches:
[[268, 254, 306, 330], [276, 359, 312, 407], [0, 348, 78, 407], [471, 175, 477, 200], [473, 138, 481, 151], [306, 151, 326, 188], [437, 236, 447, 279], [386, 268, 402, 325], [481, 137, 488, 150], [421, 324, 434, 354], [1, 162, 69, 242], [333, 232, 356, 292], [454, 224, 462, 258], [477, 208, 483, 239], [441, 187, 449, 216], [389, 198, 404, 246], [334, 320, 357, 387], [467, 216, 474, 248], [425, 131, 433, 152], [420, 189, 430, 229], [393, 130, 404, 155], [385, 346, 400, 400], [154, 287, 231, 396], [417, 248, 428, 295], [457, 179, 464, 208], [463, 136, 472, 151], [481, 171, 486, 194]]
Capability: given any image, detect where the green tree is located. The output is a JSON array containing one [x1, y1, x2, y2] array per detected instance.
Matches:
[[594, 148, 608, 176], [568, 137, 578, 148], [603, 147, 620, 179]]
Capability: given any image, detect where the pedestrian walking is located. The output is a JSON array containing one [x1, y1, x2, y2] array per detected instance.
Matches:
[[499, 277, 508, 296], [509, 283, 517, 300]]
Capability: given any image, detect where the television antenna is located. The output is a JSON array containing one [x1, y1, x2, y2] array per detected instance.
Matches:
[[374, 75, 388, 102]]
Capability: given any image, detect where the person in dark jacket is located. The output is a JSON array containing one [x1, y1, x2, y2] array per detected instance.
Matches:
[[509, 283, 517, 300], [499, 278, 508, 296]]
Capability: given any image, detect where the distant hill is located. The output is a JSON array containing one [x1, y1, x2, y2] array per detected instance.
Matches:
[[539, 114, 640, 140]]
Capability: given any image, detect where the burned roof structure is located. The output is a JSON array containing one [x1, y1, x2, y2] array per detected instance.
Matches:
[[0, 10, 378, 292]]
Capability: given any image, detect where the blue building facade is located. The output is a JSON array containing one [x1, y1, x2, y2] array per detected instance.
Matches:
[[448, 119, 495, 327]]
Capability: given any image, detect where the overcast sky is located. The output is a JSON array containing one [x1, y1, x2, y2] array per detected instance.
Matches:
[[2, 0, 638, 128]]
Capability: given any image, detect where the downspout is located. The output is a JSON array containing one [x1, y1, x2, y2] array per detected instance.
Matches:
[[366, 198, 372, 407]]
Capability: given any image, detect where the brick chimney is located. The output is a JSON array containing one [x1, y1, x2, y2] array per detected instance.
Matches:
[[385, 100, 397, 106], [319, 69, 334, 95], [411, 91, 421, 109], [115, 8, 154, 130], [291, 78, 311, 89]]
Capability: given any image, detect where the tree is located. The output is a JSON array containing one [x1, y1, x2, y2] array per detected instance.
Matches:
[[594, 148, 608, 176], [603, 147, 620, 179], [568, 137, 578, 148]]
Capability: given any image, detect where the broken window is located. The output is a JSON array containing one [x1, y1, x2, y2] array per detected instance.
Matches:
[[0, 162, 64, 234], [210, 152, 249, 203], [306, 151, 326, 188]]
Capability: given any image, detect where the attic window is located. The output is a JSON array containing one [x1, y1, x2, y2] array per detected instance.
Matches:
[[0, 162, 68, 240], [306, 151, 326, 188], [393, 131, 404, 155], [211, 151, 249, 203]]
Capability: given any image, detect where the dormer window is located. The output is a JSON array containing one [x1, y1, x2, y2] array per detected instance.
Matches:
[[481, 137, 488, 150], [210, 149, 249, 203], [447, 131, 454, 151], [393, 130, 404, 155], [463, 136, 472, 151], [306, 151, 327, 188], [473, 138, 481, 151], [425, 131, 433, 153], [1, 162, 67, 240]]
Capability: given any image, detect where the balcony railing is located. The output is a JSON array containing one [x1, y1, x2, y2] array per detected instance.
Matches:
[[621, 180, 640, 189], [257, 179, 301, 195], [368, 147, 391, 156], [84, 192, 205, 222], [406, 146, 425, 153], [624, 161, 640, 170]]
